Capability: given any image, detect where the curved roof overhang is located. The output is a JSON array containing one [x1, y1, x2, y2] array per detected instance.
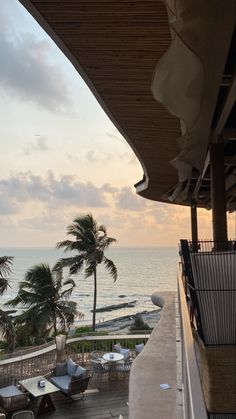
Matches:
[[19, 0, 236, 209]]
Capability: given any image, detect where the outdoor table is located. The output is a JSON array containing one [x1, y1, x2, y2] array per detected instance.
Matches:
[[19, 376, 60, 415], [102, 352, 124, 380]]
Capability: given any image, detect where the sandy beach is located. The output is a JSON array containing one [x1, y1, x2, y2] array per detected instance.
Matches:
[[85, 308, 162, 334]]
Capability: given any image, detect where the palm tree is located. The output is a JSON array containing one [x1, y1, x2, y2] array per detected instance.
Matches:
[[56, 214, 117, 331], [0, 256, 16, 350], [7, 263, 78, 337]]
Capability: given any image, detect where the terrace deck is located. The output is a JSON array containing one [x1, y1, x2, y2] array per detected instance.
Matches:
[[29, 375, 129, 419]]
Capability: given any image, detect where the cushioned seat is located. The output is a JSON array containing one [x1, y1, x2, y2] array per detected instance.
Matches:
[[135, 343, 145, 354], [50, 376, 71, 394], [11, 411, 34, 419], [120, 348, 131, 360], [0, 386, 23, 398]]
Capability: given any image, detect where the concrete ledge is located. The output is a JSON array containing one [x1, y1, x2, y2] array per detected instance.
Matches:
[[129, 291, 177, 419]]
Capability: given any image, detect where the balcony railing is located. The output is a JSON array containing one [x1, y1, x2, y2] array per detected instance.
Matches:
[[0, 334, 149, 380], [178, 264, 208, 419]]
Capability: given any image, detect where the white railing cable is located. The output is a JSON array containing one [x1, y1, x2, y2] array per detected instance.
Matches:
[[177, 265, 208, 419]]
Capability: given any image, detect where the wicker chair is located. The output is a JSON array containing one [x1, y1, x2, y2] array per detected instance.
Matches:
[[50, 361, 91, 401], [11, 411, 34, 419], [90, 350, 104, 361], [0, 376, 29, 414], [91, 360, 110, 382], [115, 359, 132, 380]]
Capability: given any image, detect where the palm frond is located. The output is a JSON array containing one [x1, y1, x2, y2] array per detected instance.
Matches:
[[84, 263, 95, 279], [60, 279, 75, 299], [0, 256, 13, 295], [5, 295, 22, 307], [55, 256, 84, 276], [103, 256, 118, 282], [14, 304, 53, 332], [0, 256, 13, 277], [73, 214, 94, 231], [0, 308, 16, 349], [25, 264, 53, 291], [0, 278, 10, 296], [99, 236, 117, 251], [56, 239, 78, 251], [51, 265, 63, 289], [63, 278, 76, 287], [57, 300, 78, 327]]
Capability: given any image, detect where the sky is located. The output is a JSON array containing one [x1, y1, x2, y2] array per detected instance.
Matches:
[[0, 0, 235, 247]]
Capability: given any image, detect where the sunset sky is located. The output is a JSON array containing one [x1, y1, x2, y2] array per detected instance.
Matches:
[[0, 0, 235, 247]]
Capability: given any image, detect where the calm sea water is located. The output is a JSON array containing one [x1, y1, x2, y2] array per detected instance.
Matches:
[[0, 247, 179, 326]]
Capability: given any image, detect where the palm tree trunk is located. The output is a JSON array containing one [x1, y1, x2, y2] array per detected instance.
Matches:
[[12, 335, 16, 352], [92, 265, 97, 331], [53, 313, 57, 335]]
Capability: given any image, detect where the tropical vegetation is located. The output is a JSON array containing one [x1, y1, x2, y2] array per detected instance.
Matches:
[[7, 263, 78, 341], [0, 256, 16, 351], [129, 314, 151, 332], [56, 213, 117, 331]]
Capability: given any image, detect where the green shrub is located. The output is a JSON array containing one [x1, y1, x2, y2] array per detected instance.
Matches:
[[129, 314, 151, 331], [15, 325, 34, 346], [34, 336, 46, 345], [0, 340, 8, 350], [74, 326, 93, 336]]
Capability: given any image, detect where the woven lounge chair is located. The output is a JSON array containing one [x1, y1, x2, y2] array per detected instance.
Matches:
[[0, 376, 29, 414], [11, 411, 34, 419]]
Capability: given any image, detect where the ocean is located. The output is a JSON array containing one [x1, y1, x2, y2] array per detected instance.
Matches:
[[0, 247, 179, 326]]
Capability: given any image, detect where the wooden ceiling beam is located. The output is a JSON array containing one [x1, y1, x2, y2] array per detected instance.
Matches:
[[213, 74, 236, 141]]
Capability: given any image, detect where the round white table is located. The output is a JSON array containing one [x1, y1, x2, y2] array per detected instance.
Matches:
[[102, 353, 124, 380], [103, 352, 124, 362]]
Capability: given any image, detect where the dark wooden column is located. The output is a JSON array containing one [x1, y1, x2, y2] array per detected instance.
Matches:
[[191, 201, 198, 244], [210, 142, 228, 242]]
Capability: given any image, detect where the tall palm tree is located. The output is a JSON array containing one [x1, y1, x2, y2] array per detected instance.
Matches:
[[0, 256, 16, 350], [56, 214, 117, 331], [7, 263, 78, 337]]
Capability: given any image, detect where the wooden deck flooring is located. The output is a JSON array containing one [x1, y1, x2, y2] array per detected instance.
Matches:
[[29, 375, 129, 419]]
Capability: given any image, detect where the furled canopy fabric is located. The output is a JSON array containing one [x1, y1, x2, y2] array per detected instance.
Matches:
[[152, 0, 235, 199]]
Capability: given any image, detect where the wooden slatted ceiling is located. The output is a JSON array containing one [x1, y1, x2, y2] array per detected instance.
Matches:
[[25, 0, 181, 202]]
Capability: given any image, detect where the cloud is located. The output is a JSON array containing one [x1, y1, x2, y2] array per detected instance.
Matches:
[[0, 171, 110, 211], [101, 184, 118, 194], [85, 148, 138, 166], [0, 172, 150, 216], [0, 196, 18, 214], [106, 130, 126, 145], [97, 212, 128, 230], [24, 136, 48, 155], [21, 214, 64, 231], [86, 151, 97, 162], [0, 5, 71, 112], [115, 187, 147, 211], [66, 153, 80, 163]]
